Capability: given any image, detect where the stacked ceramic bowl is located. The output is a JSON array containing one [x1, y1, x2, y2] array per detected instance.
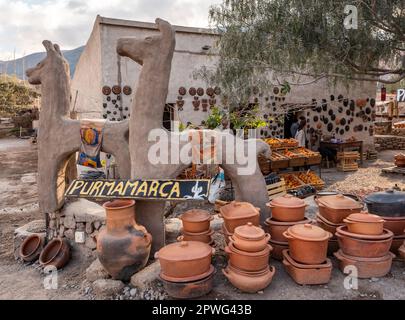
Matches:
[[219, 201, 261, 245], [282, 224, 333, 285], [265, 194, 310, 260], [223, 223, 275, 293], [178, 209, 214, 245], [155, 241, 215, 299], [315, 194, 363, 255], [334, 211, 394, 278]]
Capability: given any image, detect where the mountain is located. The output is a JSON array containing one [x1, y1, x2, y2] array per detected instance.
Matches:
[[0, 46, 84, 79]]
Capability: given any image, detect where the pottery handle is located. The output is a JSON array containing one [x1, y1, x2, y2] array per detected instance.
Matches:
[[266, 202, 275, 208], [221, 268, 231, 280], [211, 247, 216, 256], [228, 236, 235, 244], [224, 245, 232, 255], [177, 235, 184, 242], [264, 233, 271, 242], [282, 231, 294, 240], [218, 213, 223, 219], [343, 219, 353, 224], [154, 252, 159, 259], [209, 215, 214, 221]]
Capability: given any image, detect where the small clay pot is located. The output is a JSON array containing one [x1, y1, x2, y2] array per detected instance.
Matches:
[[264, 217, 312, 242], [219, 201, 260, 233], [267, 195, 307, 222], [230, 222, 270, 252], [268, 239, 288, 261], [315, 194, 363, 224], [180, 209, 213, 233], [222, 264, 275, 293], [39, 238, 70, 269], [343, 211, 385, 235], [225, 242, 271, 272], [19, 234, 45, 262], [177, 228, 214, 244], [336, 232, 393, 258]]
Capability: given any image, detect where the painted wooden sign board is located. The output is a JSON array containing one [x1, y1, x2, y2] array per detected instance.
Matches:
[[65, 179, 211, 201]]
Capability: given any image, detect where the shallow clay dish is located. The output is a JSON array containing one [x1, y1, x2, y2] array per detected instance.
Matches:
[[225, 242, 271, 272], [19, 234, 45, 262], [177, 228, 214, 244]]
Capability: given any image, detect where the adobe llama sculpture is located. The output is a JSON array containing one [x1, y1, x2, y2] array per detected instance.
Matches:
[[26, 41, 130, 230], [117, 18, 270, 252]]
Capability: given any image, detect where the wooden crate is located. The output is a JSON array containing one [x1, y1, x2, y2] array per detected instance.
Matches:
[[270, 152, 290, 170], [258, 154, 271, 175], [337, 151, 359, 172], [306, 153, 322, 166], [266, 179, 287, 200]]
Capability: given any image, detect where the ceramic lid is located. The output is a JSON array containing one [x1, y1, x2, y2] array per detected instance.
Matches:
[[317, 194, 362, 210], [180, 209, 211, 222], [157, 241, 212, 262], [364, 190, 405, 205], [234, 222, 265, 240], [288, 224, 330, 241], [269, 194, 306, 208], [346, 211, 385, 223], [220, 201, 260, 220]]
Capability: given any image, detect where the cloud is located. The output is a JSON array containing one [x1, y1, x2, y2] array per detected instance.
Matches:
[[0, 0, 222, 60]]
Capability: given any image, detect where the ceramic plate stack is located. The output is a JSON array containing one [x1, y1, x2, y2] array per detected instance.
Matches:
[[223, 223, 275, 293], [282, 224, 333, 285], [265, 194, 310, 260], [178, 209, 214, 245], [334, 212, 394, 278]]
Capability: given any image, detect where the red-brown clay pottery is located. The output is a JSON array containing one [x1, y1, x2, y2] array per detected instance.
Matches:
[[266, 194, 307, 222], [343, 211, 385, 235], [315, 194, 363, 224], [177, 228, 214, 244], [334, 250, 394, 278], [381, 217, 405, 236], [399, 244, 405, 260], [316, 213, 344, 236], [97, 200, 152, 281], [180, 209, 213, 233], [20, 234, 45, 262], [222, 264, 275, 293], [225, 242, 271, 272], [282, 250, 332, 285], [391, 236, 405, 255], [230, 222, 270, 252], [283, 224, 332, 265], [269, 239, 289, 260], [39, 238, 70, 269], [336, 232, 393, 258], [155, 241, 214, 281], [219, 201, 260, 233], [264, 217, 312, 242], [336, 226, 393, 241]]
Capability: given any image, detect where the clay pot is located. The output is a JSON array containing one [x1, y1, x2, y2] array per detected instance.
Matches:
[[219, 201, 260, 233], [264, 217, 312, 242], [20, 234, 45, 262], [155, 241, 214, 282], [269, 239, 289, 260], [225, 242, 271, 272], [399, 244, 405, 260], [229, 222, 270, 252], [282, 250, 332, 285], [267, 195, 306, 222], [283, 224, 332, 265], [316, 214, 343, 239], [343, 211, 385, 235], [222, 264, 275, 293], [381, 217, 405, 236], [315, 194, 363, 224], [336, 232, 393, 258], [97, 200, 152, 281], [180, 209, 213, 233], [334, 250, 394, 278], [391, 236, 405, 255], [336, 225, 393, 241], [177, 228, 214, 244], [364, 190, 405, 217], [39, 238, 70, 269]]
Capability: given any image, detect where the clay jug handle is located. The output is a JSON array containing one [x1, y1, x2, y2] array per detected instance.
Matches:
[[264, 233, 271, 241], [282, 231, 294, 240], [154, 252, 159, 259], [228, 236, 235, 244]]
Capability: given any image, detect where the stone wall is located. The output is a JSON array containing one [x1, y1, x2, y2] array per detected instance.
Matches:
[[374, 135, 405, 150]]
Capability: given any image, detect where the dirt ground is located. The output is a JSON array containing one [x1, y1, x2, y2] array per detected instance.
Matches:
[[0, 137, 404, 300]]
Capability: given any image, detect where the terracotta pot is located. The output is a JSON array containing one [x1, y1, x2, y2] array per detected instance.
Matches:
[[221, 223, 233, 245], [222, 264, 275, 293], [155, 241, 214, 281], [177, 228, 214, 244], [391, 236, 405, 255], [328, 239, 339, 256], [20, 234, 45, 262], [39, 238, 70, 269], [180, 209, 213, 233], [399, 244, 405, 260], [265, 217, 311, 242], [97, 200, 152, 281], [334, 250, 394, 278], [230, 222, 270, 252], [336, 225, 393, 241], [343, 211, 385, 235], [225, 242, 271, 272], [269, 239, 289, 261], [315, 194, 363, 224], [316, 214, 343, 238], [336, 232, 393, 258], [219, 201, 260, 233], [283, 224, 332, 265], [282, 250, 332, 285], [381, 217, 405, 236], [267, 195, 307, 222]]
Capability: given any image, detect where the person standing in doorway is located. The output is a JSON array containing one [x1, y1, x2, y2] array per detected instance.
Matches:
[[294, 118, 307, 147], [290, 114, 299, 138]]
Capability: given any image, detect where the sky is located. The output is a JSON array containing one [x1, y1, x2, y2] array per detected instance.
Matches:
[[0, 0, 222, 60]]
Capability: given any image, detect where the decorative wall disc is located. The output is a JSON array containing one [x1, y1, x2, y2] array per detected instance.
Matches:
[[178, 87, 186, 96], [273, 87, 280, 94], [197, 87, 204, 96], [214, 87, 221, 95], [112, 85, 121, 95], [102, 86, 111, 95], [189, 87, 197, 96], [123, 86, 132, 95]]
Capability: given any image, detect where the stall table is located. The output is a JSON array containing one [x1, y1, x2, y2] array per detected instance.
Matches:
[[320, 140, 364, 165]]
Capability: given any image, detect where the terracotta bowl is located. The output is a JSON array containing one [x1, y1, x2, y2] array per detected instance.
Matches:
[[382, 217, 405, 236], [225, 243, 271, 272], [336, 226, 393, 241], [336, 232, 392, 258], [178, 228, 214, 244], [265, 217, 311, 242], [19, 234, 45, 262], [39, 238, 70, 269]]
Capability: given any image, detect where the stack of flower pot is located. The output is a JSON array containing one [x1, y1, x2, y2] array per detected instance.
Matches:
[[222, 223, 275, 293], [315, 194, 363, 255], [282, 224, 333, 285], [178, 209, 214, 245], [265, 194, 310, 260], [155, 241, 216, 299], [334, 211, 395, 279]]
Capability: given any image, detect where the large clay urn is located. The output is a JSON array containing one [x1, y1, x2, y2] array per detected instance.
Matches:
[[97, 199, 152, 281]]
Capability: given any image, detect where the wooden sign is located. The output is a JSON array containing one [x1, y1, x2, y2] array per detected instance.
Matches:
[[65, 179, 211, 201]]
